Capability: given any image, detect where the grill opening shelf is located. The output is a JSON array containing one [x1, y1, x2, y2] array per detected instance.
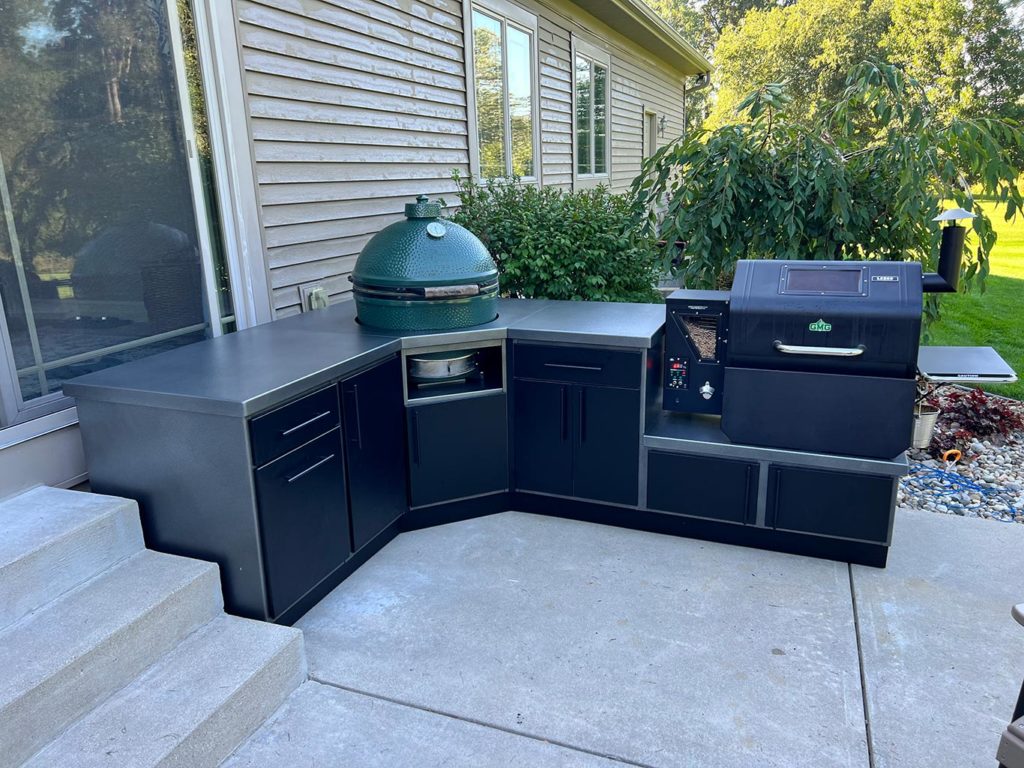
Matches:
[[402, 340, 505, 404]]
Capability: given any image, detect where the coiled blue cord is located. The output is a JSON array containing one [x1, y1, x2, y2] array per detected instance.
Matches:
[[903, 462, 1021, 522]]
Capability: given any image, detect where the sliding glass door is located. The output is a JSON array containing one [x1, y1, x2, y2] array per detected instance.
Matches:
[[0, 0, 232, 426]]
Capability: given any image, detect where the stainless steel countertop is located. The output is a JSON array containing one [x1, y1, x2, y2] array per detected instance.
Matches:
[[63, 298, 666, 417]]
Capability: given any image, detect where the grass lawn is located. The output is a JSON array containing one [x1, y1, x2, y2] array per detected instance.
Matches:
[[927, 199, 1024, 399]]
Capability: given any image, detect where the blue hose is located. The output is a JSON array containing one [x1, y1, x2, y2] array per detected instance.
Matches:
[[903, 462, 1021, 522]]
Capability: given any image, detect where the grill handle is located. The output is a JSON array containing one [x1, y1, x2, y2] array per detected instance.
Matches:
[[773, 341, 866, 357]]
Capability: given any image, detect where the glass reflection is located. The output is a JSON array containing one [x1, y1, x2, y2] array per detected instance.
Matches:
[[473, 10, 506, 179], [575, 56, 591, 175], [0, 0, 216, 406], [507, 26, 533, 178]]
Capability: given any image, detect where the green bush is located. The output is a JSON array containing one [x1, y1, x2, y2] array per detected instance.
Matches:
[[447, 173, 663, 303]]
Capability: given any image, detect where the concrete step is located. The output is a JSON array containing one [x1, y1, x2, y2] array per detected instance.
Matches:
[[0, 549, 222, 768], [25, 615, 305, 768], [0, 486, 143, 631]]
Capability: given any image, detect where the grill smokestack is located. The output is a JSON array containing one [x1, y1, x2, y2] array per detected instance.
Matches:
[[922, 208, 975, 294], [922, 225, 966, 293]]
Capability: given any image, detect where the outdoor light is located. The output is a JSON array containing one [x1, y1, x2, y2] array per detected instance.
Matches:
[[924, 207, 977, 293], [658, 115, 667, 137]]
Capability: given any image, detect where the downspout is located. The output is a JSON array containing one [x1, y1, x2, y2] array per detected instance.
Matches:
[[684, 71, 712, 138]]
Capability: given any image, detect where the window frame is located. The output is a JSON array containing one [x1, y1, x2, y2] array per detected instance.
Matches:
[[464, 0, 541, 182], [571, 36, 611, 187]]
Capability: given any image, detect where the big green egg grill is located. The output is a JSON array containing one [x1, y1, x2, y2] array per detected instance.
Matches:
[[350, 196, 499, 331]]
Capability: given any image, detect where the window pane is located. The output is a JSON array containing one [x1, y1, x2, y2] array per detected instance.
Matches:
[[593, 64, 607, 175], [507, 26, 533, 178], [0, 0, 218, 407], [473, 11, 506, 178], [575, 56, 591, 176]]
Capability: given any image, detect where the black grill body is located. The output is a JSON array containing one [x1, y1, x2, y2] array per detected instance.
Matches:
[[663, 290, 729, 415], [719, 260, 924, 459]]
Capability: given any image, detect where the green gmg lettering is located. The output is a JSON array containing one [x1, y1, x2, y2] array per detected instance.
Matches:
[[809, 319, 832, 332]]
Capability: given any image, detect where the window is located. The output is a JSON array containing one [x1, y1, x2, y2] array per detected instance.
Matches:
[[574, 47, 609, 178], [470, 2, 537, 179], [0, 0, 233, 426]]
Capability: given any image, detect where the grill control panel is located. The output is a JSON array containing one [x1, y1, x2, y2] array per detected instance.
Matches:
[[667, 357, 688, 389], [662, 290, 730, 415]]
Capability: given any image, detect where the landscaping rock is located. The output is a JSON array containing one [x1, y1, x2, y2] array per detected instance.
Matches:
[[900, 390, 1024, 524]]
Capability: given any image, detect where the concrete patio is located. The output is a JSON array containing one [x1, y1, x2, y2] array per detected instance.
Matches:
[[225, 508, 1024, 768]]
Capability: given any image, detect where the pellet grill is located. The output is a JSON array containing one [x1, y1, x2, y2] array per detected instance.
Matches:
[[722, 260, 924, 459], [664, 254, 968, 460]]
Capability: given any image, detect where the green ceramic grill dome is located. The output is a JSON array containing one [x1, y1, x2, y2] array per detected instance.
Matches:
[[350, 196, 499, 331]]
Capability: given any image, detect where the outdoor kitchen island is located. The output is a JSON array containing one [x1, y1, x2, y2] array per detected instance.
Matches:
[[65, 297, 908, 625]]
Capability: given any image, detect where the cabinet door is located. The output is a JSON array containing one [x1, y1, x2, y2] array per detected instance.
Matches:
[[767, 465, 895, 543], [341, 356, 408, 551], [513, 379, 573, 496], [646, 451, 758, 524], [572, 385, 640, 506], [254, 429, 350, 619], [408, 394, 509, 508]]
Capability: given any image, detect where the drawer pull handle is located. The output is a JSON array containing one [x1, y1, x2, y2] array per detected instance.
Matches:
[[286, 454, 335, 483], [544, 362, 603, 372], [281, 410, 332, 436]]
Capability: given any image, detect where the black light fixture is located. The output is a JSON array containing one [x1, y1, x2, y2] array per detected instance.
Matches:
[[658, 115, 667, 137]]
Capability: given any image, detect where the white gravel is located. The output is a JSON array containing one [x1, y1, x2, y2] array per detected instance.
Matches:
[[898, 434, 1024, 523]]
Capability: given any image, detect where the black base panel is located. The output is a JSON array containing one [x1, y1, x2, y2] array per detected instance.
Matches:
[[402, 492, 511, 532], [511, 493, 889, 568], [274, 518, 403, 626], [275, 489, 889, 626]]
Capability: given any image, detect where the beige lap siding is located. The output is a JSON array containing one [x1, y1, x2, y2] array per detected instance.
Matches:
[[233, 0, 688, 317], [236, 0, 470, 316], [608, 52, 685, 194]]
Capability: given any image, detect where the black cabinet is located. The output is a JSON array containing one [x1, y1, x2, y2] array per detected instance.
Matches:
[[340, 356, 408, 551], [513, 380, 573, 497], [573, 385, 639, 505], [512, 342, 641, 506], [408, 393, 509, 508], [646, 451, 758, 524], [254, 428, 351, 618], [767, 465, 895, 543]]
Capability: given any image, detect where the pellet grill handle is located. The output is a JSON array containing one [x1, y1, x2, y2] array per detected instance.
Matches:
[[773, 341, 866, 357]]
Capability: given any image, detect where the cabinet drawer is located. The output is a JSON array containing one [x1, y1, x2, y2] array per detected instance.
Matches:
[[254, 429, 351, 618], [767, 465, 895, 543], [250, 385, 340, 467], [513, 342, 641, 389], [647, 451, 757, 524]]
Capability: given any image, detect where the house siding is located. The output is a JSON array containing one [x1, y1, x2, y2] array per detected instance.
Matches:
[[233, 0, 689, 316], [235, 0, 470, 315]]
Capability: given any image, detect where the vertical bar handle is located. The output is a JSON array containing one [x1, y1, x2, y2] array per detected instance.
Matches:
[[410, 409, 420, 466], [351, 384, 363, 451], [578, 387, 586, 445], [743, 464, 753, 524], [560, 385, 568, 441]]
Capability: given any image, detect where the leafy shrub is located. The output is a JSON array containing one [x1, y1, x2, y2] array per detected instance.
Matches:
[[447, 173, 662, 303], [925, 387, 1024, 458], [631, 61, 1024, 325]]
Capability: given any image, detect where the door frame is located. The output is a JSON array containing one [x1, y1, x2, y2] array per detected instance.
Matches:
[[0, 0, 273, 484]]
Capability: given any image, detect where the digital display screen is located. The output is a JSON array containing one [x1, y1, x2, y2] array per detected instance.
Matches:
[[784, 268, 862, 293]]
